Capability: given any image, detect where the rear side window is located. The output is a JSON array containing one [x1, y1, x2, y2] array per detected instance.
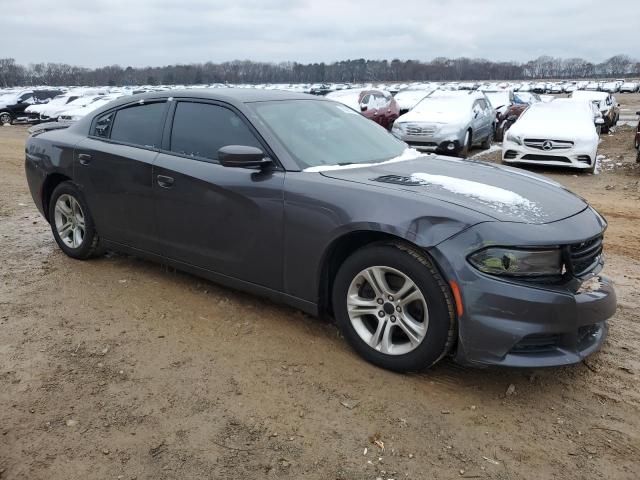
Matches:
[[92, 111, 114, 138], [169, 102, 260, 161], [109, 102, 165, 148]]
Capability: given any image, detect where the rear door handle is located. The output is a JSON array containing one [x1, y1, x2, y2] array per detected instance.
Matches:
[[78, 153, 92, 165], [157, 175, 174, 188]]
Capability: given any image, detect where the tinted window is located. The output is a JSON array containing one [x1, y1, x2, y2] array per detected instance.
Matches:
[[170, 102, 260, 161], [110, 102, 165, 148], [92, 111, 115, 138]]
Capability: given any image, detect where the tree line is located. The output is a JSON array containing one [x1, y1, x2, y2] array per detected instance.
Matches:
[[1, 55, 638, 87]]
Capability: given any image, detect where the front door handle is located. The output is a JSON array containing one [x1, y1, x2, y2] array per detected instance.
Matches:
[[78, 153, 92, 165], [157, 175, 174, 188]]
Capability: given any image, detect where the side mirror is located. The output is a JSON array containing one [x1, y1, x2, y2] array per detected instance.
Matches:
[[595, 118, 605, 125], [636, 111, 640, 116], [360, 105, 368, 112], [218, 145, 272, 168]]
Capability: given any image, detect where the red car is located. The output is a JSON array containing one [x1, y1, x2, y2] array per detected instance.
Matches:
[[326, 89, 399, 130], [357, 90, 400, 130]]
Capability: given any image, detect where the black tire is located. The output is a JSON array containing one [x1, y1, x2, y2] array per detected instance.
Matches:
[[636, 149, 640, 163], [480, 127, 494, 149], [0, 111, 12, 126], [459, 130, 472, 158], [48, 181, 103, 259], [331, 242, 456, 372]]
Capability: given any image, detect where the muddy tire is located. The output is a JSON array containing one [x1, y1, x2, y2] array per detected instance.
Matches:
[[332, 242, 456, 372], [48, 181, 103, 260]]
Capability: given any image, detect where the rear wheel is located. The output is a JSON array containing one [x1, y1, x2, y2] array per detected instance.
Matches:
[[0, 112, 12, 125], [332, 243, 456, 371], [49, 182, 103, 259]]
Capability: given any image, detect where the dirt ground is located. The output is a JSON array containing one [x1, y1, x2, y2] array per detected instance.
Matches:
[[1, 97, 639, 480]]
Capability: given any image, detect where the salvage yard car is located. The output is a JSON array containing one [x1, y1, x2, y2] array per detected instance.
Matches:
[[571, 90, 620, 132], [502, 99, 601, 172], [391, 91, 494, 157], [326, 89, 399, 130], [25, 89, 616, 371], [0, 88, 63, 125]]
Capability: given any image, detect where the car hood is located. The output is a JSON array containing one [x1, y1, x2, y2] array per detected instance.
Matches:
[[319, 155, 588, 224]]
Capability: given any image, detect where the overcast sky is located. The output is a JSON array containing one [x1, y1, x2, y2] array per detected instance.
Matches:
[[2, 0, 637, 67]]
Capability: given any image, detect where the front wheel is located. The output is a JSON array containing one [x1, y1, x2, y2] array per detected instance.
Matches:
[[480, 127, 494, 149], [49, 181, 103, 259], [332, 243, 456, 371], [459, 130, 471, 158]]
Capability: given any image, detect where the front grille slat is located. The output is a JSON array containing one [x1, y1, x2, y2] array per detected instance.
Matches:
[[568, 235, 603, 276], [406, 124, 437, 136], [523, 138, 574, 150]]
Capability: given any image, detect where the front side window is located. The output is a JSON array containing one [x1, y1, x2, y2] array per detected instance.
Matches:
[[169, 102, 260, 161], [109, 102, 165, 148]]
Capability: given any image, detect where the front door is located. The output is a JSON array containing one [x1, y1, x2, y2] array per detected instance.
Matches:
[[152, 100, 285, 290]]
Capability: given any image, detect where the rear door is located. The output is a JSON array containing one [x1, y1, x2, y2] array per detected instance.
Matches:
[[152, 100, 285, 290], [74, 100, 169, 252]]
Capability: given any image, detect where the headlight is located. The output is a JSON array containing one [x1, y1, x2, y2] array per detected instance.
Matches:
[[392, 123, 403, 132], [468, 247, 563, 277], [505, 131, 523, 145]]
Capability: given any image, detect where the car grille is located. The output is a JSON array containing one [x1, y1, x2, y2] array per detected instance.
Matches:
[[523, 139, 574, 150], [568, 235, 603, 276], [522, 154, 571, 163], [405, 124, 437, 136], [511, 333, 562, 354]]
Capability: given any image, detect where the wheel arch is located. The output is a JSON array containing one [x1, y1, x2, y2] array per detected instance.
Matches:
[[317, 230, 448, 318], [42, 173, 72, 222]]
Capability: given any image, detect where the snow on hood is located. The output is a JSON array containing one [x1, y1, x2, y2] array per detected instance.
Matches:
[[303, 148, 424, 172], [508, 102, 597, 141], [397, 98, 471, 124], [409, 172, 539, 216]]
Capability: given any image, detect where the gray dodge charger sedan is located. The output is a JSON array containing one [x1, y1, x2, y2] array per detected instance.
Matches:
[[24, 89, 616, 371]]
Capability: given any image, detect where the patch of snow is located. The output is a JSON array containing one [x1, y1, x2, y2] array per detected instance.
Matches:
[[303, 148, 425, 172], [409, 172, 536, 209]]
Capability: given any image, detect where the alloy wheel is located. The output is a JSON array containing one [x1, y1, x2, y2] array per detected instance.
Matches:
[[54, 194, 86, 248], [346, 266, 429, 355], [0, 113, 11, 125]]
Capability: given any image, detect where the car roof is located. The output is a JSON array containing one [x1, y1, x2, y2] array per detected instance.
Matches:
[[106, 88, 316, 108]]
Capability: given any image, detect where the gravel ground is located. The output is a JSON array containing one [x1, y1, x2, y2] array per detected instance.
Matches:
[[1, 98, 639, 480]]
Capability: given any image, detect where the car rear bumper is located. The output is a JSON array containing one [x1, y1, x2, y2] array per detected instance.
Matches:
[[431, 210, 616, 368]]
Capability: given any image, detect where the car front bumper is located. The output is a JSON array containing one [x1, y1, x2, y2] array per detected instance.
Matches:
[[502, 139, 597, 170], [430, 208, 616, 367], [396, 132, 465, 155]]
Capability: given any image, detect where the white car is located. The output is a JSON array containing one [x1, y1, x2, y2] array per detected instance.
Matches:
[[38, 95, 104, 121], [24, 93, 82, 120], [502, 100, 599, 173], [571, 90, 619, 132], [57, 94, 125, 124], [620, 82, 639, 93], [601, 82, 619, 93]]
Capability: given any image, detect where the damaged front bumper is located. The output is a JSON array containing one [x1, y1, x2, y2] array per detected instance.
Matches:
[[430, 209, 617, 368]]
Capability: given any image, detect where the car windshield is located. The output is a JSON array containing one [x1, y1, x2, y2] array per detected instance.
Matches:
[[485, 92, 510, 108], [250, 100, 406, 169]]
